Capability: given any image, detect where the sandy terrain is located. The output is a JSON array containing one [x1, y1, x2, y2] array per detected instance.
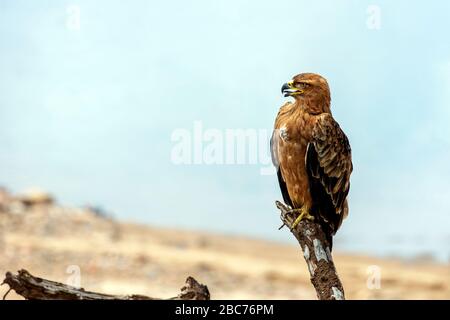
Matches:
[[0, 195, 448, 300]]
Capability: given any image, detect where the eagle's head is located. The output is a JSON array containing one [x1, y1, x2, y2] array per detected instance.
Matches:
[[281, 73, 331, 113]]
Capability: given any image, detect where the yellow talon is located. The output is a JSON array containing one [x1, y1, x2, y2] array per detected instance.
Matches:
[[291, 206, 314, 229]]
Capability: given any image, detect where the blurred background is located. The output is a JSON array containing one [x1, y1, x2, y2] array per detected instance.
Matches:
[[0, 0, 449, 299]]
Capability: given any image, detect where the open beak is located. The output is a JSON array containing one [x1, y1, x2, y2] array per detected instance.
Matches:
[[281, 80, 301, 97]]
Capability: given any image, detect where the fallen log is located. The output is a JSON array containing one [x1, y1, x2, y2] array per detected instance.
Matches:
[[2, 269, 210, 300]]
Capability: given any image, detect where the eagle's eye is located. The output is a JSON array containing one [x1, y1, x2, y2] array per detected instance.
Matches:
[[294, 82, 310, 90]]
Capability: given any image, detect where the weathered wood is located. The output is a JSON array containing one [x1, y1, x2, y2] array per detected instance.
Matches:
[[2, 269, 210, 300], [276, 201, 345, 300]]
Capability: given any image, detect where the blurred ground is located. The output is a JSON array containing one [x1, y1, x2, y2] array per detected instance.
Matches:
[[0, 188, 448, 300]]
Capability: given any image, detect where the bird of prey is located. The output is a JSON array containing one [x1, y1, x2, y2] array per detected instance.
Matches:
[[271, 73, 353, 249]]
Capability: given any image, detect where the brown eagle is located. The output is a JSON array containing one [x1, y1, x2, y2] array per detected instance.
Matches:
[[271, 73, 353, 249]]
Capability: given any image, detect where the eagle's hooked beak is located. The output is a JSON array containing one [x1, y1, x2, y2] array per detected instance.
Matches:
[[281, 80, 303, 97]]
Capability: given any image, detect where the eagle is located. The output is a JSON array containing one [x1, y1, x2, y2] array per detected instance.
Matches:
[[271, 73, 353, 249]]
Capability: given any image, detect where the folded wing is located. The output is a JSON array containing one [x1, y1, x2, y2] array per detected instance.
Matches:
[[306, 113, 353, 234]]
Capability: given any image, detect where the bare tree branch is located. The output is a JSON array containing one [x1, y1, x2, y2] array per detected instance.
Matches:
[[2, 269, 210, 300], [276, 201, 345, 300]]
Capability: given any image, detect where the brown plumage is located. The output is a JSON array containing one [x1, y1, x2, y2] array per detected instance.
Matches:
[[271, 73, 353, 248]]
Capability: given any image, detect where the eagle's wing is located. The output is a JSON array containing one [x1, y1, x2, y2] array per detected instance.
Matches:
[[306, 113, 352, 233], [270, 125, 280, 168], [271, 127, 293, 207], [271, 103, 294, 207]]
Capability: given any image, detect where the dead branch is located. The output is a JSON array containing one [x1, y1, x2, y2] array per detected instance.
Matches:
[[276, 201, 345, 300], [2, 269, 210, 300]]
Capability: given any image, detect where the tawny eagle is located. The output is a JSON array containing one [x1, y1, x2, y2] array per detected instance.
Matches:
[[271, 73, 353, 249]]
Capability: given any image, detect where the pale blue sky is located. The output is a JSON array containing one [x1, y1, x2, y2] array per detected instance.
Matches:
[[1, 0, 449, 261]]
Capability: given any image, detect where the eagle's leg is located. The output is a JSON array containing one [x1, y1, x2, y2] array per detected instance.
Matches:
[[290, 205, 314, 229]]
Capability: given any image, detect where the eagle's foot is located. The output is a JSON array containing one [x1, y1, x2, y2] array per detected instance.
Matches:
[[290, 206, 314, 230]]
